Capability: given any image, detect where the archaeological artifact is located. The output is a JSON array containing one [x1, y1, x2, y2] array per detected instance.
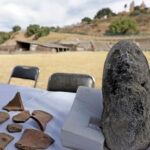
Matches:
[[102, 40, 150, 150], [3, 92, 24, 111], [13, 110, 30, 123], [15, 129, 54, 149], [31, 110, 53, 131], [0, 111, 10, 124]]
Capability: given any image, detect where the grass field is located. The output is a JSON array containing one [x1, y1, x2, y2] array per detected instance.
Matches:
[[0, 51, 150, 90]]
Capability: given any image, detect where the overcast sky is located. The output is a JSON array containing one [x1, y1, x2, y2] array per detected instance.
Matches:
[[0, 0, 150, 31]]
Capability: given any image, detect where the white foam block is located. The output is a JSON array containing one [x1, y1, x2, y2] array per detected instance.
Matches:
[[61, 86, 104, 150]]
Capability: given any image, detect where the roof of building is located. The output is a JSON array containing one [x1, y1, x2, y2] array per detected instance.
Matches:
[[16, 40, 70, 49]]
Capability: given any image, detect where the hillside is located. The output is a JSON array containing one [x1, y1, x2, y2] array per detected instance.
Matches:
[[60, 14, 150, 36], [3, 13, 150, 52], [4, 14, 150, 45]]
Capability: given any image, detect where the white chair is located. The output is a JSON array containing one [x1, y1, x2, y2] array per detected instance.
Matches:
[[61, 86, 104, 150]]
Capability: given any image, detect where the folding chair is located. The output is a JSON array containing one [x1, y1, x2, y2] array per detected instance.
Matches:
[[8, 65, 40, 88], [47, 73, 95, 92]]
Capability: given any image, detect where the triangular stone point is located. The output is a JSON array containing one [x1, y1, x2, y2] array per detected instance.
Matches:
[[3, 92, 24, 111]]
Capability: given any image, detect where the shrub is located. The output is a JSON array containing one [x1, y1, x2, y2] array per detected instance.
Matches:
[[49, 26, 57, 32], [0, 32, 12, 44], [34, 27, 50, 40], [130, 10, 140, 16], [55, 26, 60, 32], [108, 18, 138, 35], [12, 25, 21, 32], [26, 24, 40, 37], [81, 17, 92, 24], [92, 18, 100, 25], [130, 7, 148, 16], [140, 8, 148, 14], [94, 8, 116, 19]]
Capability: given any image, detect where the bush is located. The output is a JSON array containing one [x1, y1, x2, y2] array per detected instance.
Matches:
[[26, 24, 40, 37], [49, 26, 57, 32], [130, 10, 141, 16], [140, 8, 148, 14], [81, 17, 92, 24], [0, 32, 12, 44], [12, 25, 21, 32], [107, 18, 138, 35], [92, 18, 100, 25], [55, 26, 60, 32], [94, 8, 116, 19], [130, 8, 148, 16], [34, 27, 50, 40]]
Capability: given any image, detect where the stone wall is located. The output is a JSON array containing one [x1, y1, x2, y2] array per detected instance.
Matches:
[[93, 39, 150, 51], [0, 45, 16, 52]]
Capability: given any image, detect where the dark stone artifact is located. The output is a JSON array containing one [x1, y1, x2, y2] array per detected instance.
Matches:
[[7, 123, 22, 133], [0, 111, 10, 124], [31, 110, 53, 131], [15, 129, 54, 150], [3, 92, 24, 111], [102, 40, 150, 150], [0, 133, 14, 149], [13, 110, 30, 123]]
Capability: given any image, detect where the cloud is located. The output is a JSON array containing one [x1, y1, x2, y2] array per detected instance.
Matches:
[[0, 0, 149, 31], [0, 0, 68, 31]]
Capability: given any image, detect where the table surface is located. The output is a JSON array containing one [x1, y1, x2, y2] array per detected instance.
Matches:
[[0, 83, 76, 150]]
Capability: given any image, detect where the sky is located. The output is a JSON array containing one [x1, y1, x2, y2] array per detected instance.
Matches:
[[0, 0, 150, 31]]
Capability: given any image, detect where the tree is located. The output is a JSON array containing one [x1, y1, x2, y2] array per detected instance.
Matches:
[[94, 8, 116, 19], [12, 25, 21, 32], [124, 4, 127, 11], [34, 27, 50, 40], [81, 17, 92, 24], [108, 18, 138, 35], [124, 4, 127, 9], [26, 24, 40, 37]]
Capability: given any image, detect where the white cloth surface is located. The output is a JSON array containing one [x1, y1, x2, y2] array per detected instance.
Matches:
[[0, 83, 76, 150]]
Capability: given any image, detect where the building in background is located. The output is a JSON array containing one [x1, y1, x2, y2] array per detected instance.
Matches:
[[130, 1, 135, 12]]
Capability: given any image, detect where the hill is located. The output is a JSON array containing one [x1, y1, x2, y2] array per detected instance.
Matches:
[[4, 13, 150, 45], [2, 13, 150, 52], [60, 14, 150, 36]]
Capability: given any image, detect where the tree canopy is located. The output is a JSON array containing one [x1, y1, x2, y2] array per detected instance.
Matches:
[[12, 25, 21, 32], [81, 17, 92, 24], [94, 8, 116, 19], [34, 27, 50, 40], [26, 24, 40, 37]]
